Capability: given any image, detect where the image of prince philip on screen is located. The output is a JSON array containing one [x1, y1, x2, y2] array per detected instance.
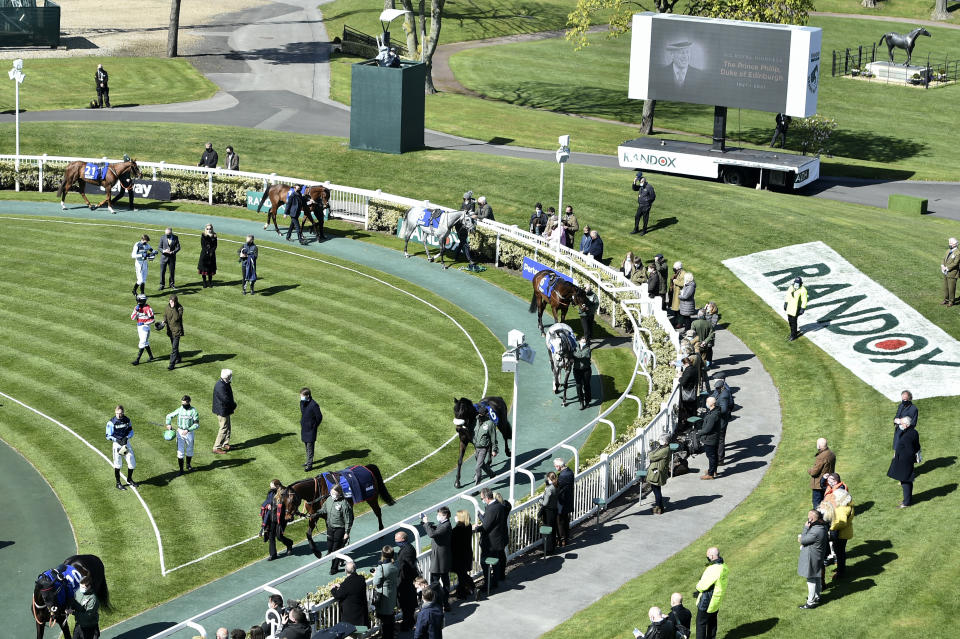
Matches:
[[655, 40, 708, 95]]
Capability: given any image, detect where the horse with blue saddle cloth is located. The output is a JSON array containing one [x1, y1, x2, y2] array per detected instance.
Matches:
[[452, 396, 512, 488], [58, 157, 142, 214], [33, 554, 110, 639], [399, 206, 468, 269], [529, 268, 590, 336], [278, 464, 394, 558]]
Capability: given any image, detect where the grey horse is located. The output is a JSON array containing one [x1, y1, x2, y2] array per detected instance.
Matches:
[[400, 207, 467, 269], [545, 322, 577, 406], [878, 27, 931, 66]]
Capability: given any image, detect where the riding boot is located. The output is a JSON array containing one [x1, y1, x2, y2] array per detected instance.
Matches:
[[242, 282, 247, 295], [249, 282, 255, 295], [132, 348, 144, 365], [139, 283, 145, 295], [186, 456, 193, 471], [126, 468, 138, 488], [132, 283, 139, 296], [146, 346, 155, 361], [178, 457, 185, 476], [114, 468, 124, 488]]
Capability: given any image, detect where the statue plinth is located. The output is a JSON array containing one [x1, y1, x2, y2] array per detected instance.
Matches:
[[865, 61, 931, 83]]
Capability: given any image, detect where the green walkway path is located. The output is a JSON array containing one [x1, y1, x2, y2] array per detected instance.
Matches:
[[0, 202, 604, 639]]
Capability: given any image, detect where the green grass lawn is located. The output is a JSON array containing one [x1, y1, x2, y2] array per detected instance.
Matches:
[[443, 16, 960, 179], [0, 216, 507, 623], [0, 57, 217, 112], [813, 0, 960, 23], [2, 123, 958, 634]]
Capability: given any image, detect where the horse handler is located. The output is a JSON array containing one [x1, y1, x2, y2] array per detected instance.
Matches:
[[166, 395, 199, 476], [72, 577, 101, 639], [106, 405, 138, 490], [473, 409, 499, 486], [261, 479, 294, 561], [319, 485, 354, 574]]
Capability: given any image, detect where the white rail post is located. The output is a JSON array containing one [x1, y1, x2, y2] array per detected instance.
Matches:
[[515, 467, 536, 499], [600, 453, 610, 504], [38, 156, 44, 192], [208, 170, 213, 205], [184, 621, 207, 638], [495, 232, 500, 268]]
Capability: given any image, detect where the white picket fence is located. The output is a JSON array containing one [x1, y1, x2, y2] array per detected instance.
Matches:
[[0, 152, 679, 638]]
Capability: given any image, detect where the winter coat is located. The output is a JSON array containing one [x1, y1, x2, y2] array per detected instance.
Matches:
[[670, 269, 686, 311], [887, 426, 920, 482], [451, 522, 474, 573], [699, 407, 720, 446], [197, 233, 217, 274], [784, 285, 808, 316], [299, 398, 322, 443], [798, 521, 828, 578], [212, 378, 236, 416], [808, 447, 836, 489], [372, 561, 399, 616], [894, 400, 918, 430], [332, 572, 369, 628], [655, 260, 669, 297], [163, 303, 184, 338], [423, 519, 453, 574], [678, 281, 697, 317], [556, 467, 574, 513], [695, 558, 728, 613], [646, 443, 671, 487], [831, 503, 854, 540]]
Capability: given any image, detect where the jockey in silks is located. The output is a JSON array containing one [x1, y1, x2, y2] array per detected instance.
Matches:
[[166, 394, 199, 476]]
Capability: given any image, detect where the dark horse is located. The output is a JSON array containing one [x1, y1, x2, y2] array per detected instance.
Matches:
[[529, 269, 590, 336], [33, 554, 110, 639], [57, 159, 142, 213], [879, 27, 931, 66], [452, 396, 513, 489], [256, 184, 331, 239], [279, 464, 394, 558]]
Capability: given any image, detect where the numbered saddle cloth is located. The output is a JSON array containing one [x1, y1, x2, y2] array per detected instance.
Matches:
[[417, 209, 443, 229], [41, 564, 82, 607], [83, 163, 108, 181], [537, 271, 564, 298], [475, 400, 500, 426]]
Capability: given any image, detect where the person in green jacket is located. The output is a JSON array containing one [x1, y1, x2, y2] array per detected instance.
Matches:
[[647, 437, 671, 514], [694, 546, 729, 639], [319, 485, 354, 574], [72, 578, 100, 639], [165, 394, 199, 476], [572, 337, 593, 410], [472, 412, 499, 486], [372, 545, 399, 639], [784, 277, 808, 342]]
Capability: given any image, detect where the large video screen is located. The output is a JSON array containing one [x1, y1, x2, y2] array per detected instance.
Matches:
[[629, 13, 821, 117]]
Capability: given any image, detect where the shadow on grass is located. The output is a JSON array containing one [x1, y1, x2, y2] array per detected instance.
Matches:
[[725, 617, 779, 638], [256, 283, 301, 297], [142, 457, 254, 486], [230, 432, 295, 451], [918, 455, 957, 474], [176, 351, 237, 368], [312, 448, 373, 468], [912, 482, 958, 505], [645, 216, 679, 234], [855, 500, 874, 515], [734, 127, 928, 164]]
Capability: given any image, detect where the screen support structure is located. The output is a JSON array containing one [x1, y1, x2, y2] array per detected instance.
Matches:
[[712, 106, 727, 152]]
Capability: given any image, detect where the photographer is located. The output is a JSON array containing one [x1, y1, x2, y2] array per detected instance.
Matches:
[[278, 606, 310, 639]]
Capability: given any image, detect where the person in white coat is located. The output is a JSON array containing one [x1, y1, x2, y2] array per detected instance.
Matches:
[[131, 234, 156, 296]]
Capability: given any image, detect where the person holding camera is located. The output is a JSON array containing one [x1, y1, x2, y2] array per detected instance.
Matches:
[[784, 276, 808, 342], [893, 390, 918, 430], [131, 234, 156, 297], [631, 172, 656, 236], [106, 405, 138, 490], [420, 507, 453, 611], [278, 607, 311, 639]]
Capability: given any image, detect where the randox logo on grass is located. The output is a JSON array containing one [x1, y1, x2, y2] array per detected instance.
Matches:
[[723, 241, 960, 400]]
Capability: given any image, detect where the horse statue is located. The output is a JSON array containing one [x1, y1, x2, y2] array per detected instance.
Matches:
[[529, 269, 590, 336], [279, 464, 394, 558], [399, 206, 467, 269], [878, 27, 931, 66], [452, 396, 513, 489], [545, 323, 578, 405], [33, 554, 110, 639], [57, 158, 142, 213], [256, 184, 331, 239]]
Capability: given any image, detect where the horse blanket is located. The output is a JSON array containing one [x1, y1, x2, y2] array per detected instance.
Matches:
[[83, 163, 108, 181], [537, 271, 564, 298], [547, 325, 577, 356], [475, 400, 500, 426], [321, 465, 376, 502], [416, 208, 444, 229], [40, 564, 83, 607]]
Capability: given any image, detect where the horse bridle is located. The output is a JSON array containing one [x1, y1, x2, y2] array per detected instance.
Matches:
[[109, 162, 138, 191]]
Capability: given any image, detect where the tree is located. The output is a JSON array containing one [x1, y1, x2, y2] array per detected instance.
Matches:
[[398, 0, 446, 94], [932, 0, 948, 20], [167, 0, 181, 57], [566, 0, 814, 134], [793, 114, 837, 156]]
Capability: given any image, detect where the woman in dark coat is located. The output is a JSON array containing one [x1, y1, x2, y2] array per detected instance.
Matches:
[[239, 234, 258, 295], [197, 223, 218, 287], [887, 418, 921, 508], [678, 356, 698, 425], [451, 509, 475, 598], [331, 561, 370, 629], [260, 479, 293, 561]]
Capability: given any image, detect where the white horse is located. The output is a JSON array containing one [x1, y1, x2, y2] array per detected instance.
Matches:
[[545, 322, 578, 406], [400, 207, 467, 269]]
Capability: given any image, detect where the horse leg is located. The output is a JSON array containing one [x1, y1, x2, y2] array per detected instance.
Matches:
[[306, 514, 322, 558], [102, 181, 116, 214], [455, 439, 468, 488], [537, 300, 546, 336], [370, 499, 385, 530], [423, 234, 434, 263], [78, 182, 94, 210]]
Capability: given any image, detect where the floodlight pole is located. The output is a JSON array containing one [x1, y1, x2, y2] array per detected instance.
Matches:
[[509, 361, 519, 504], [9, 60, 24, 192], [503, 329, 527, 504], [556, 135, 570, 218]]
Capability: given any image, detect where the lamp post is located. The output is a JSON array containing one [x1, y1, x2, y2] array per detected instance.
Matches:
[[502, 329, 534, 504], [556, 135, 570, 217], [8, 59, 24, 192]]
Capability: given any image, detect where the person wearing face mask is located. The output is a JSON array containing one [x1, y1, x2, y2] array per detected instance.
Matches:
[[165, 394, 199, 476], [888, 415, 920, 508], [572, 336, 593, 410], [157, 227, 180, 291], [298, 388, 322, 472], [261, 478, 294, 562], [784, 276, 808, 342], [420, 506, 453, 612], [239, 234, 259, 295], [72, 577, 101, 639], [155, 295, 184, 370], [529, 202, 548, 236], [319, 485, 353, 574], [894, 390, 918, 430]]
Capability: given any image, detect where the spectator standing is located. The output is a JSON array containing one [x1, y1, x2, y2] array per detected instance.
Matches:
[[643, 606, 676, 639], [584, 229, 603, 262], [620, 251, 643, 284], [131, 234, 155, 297], [647, 436, 671, 514], [421, 507, 453, 610], [829, 488, 853, 580], [372, 546, 399, 639], [259, 594, 284, 637], [941, 237, 959, 305], [703, 301, 720, 327], [699, 397, 720, 480], [320, 485, 353, 573], [808, 437, 836, 508], [553, 458, 574, 548], [472, 411, 498, 486], [106, 405, 138, 490], [72, 576, 100, 639], [165, 394, 198, 476], [157, 295, 184, 370], [694, 547, 728, 639], [669, 593, 692, 639], [247, 627, 265, 639], [298, 388, 322, 471], [395, 529, 419, 630], [331, 560, 370, 629], [894, 390, 918, 429], [645, 264, 660, 300], [888, 416, 921, 508], [631, 172, 656, 235], [678, 356, 698, 425], [212, 369, 236, 454], [476, 196, 494, 221], [197, 224, 218, 288], [797, 509, 828, 609], [198, 142, 218, 168], [710, 377, 733, 466], [414, 587, 444, 639], [770, 113, 791, 148], [784, 277, 808, 342], [216, 629, 229, 639], [475, 487, 507, 590], [572, 336, 593, 410], [544, 206, 560, 238], [529, 203, 548, 236], [669, 262, 686, 317], [450, 510, 475, 598], [130, 294, 155, 366], [261, 479, 293, 561], [540, 471, 559, 554], [230, 629, 246, 639], [677, 272, 697, 332], [239, 235, 258, 295], [654, 254, 669, 310], [823, 472, 847, 506], [95, 63, 110, 108], [561, 205, 579, 249], [278, 607, 310, 639], [691, 310, 715, 366], [158, 227, 180, 291], [225, 146, 240, 171], [579, 225, 592, 253], [579, 284, 600, 343]]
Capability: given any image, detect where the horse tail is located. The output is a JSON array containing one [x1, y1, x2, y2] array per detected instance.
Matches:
[[878, 33, 887, 46], [529, 279, 539, 313], [66, 554, 111, 611], [256, 187, 270, 213], [367, 463, 395, 506]]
